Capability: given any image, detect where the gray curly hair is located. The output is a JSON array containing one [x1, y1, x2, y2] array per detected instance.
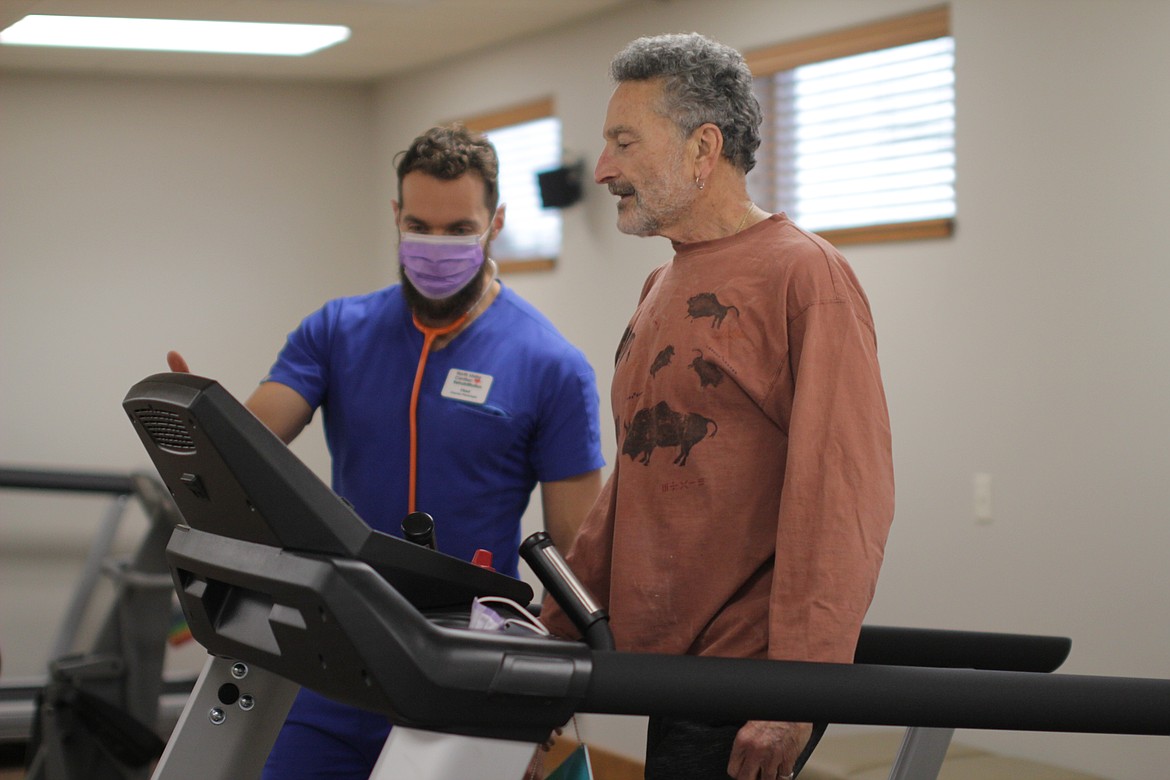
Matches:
[[610, 32, 762, 174]]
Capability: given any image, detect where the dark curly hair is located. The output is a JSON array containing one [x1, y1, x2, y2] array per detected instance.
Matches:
[[611, 33, 762, 174], [394, 124, 499, 212]]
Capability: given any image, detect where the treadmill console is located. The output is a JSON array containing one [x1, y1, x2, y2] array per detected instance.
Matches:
[[123, 372, 532, 610]]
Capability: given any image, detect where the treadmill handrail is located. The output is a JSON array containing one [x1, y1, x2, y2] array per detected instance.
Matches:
[[166, 526, 1170, 740], [167, 526, 593, 743], [854, 625, 1070, 673], [583, 650, 1170, 736], [0, 466, 137, 495]]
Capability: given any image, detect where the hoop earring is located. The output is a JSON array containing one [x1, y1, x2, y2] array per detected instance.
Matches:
[[695, 176, 705, 191]]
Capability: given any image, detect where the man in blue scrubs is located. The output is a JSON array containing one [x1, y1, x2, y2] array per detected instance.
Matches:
[[169, 124, 603, 778]]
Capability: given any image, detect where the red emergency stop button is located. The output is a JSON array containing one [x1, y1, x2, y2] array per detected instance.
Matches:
[[471, 549, 495, 571]]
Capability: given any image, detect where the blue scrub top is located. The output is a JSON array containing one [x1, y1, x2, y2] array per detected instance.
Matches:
[[265, 282, 604, 576]]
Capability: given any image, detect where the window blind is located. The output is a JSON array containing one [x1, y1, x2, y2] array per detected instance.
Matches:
[[485, 116, 562, 261], [752, 36, 955, 233]]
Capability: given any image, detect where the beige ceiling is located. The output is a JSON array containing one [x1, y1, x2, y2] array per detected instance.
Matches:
[[0, 0, 641, 82]]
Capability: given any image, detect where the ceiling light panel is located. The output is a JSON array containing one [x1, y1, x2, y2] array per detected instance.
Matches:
[[0, 15, 351, 56]]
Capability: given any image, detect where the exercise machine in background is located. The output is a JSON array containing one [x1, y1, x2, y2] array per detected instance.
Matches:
[[122, 373, 1170, 780], [0, 466, 191, 780]]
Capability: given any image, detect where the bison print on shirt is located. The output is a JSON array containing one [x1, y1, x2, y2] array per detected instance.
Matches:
[[686, 292, 739, 329], [621, 400, 718, 466]]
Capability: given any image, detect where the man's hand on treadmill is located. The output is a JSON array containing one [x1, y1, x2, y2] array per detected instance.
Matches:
[[728, 720, 812, 779], [166, 351, 191, 373]]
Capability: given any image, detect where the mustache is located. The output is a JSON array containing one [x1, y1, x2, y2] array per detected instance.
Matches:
[[608, 182, 635, 197]]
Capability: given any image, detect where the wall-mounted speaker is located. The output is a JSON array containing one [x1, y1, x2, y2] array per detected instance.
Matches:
[[537, 161, 583, 208]]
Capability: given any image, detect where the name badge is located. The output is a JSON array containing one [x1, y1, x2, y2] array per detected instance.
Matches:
[[441, 368, 493, 405]]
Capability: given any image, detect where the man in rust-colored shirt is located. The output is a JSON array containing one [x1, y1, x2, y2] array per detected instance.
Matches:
[[542, 33, 895, 780]]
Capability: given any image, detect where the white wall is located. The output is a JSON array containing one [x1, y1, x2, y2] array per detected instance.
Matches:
[[0, 74, 377, 676], [2, 0, 1169, 776]]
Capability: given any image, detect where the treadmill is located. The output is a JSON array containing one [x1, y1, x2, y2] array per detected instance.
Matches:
[[0, 466, 191, 780], [122, 373, 1170, 780]]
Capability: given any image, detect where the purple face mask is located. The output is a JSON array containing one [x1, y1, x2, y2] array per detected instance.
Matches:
[[398, 228, 489, 300]]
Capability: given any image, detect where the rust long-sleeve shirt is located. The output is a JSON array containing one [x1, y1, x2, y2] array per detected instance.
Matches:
[[542, 214, 894, 665]]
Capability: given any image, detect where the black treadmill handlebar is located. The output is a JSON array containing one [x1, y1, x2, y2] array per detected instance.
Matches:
[[853, 625, 1071, 673], [167, 526, 591, 743], [167, 526, 1170, 742], [585, 650, 1170, 736], [520, 531, 615, 651], [0, 466, 138, 495]]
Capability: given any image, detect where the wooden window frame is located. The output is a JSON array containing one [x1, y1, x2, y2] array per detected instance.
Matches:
[[745, 5, 954, 246], [457, 97, 558, 273]]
